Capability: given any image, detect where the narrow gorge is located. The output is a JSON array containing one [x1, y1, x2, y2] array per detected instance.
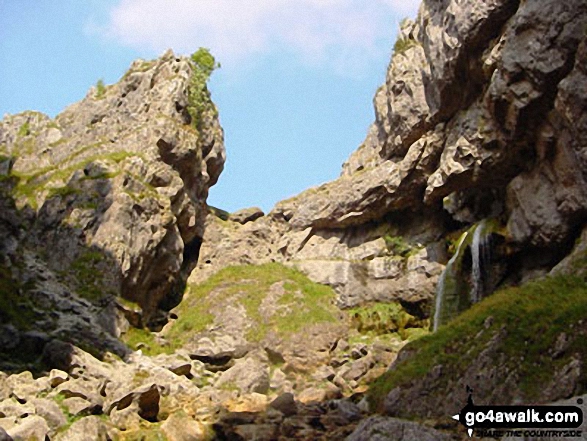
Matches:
[[1, 0, 586, 439]]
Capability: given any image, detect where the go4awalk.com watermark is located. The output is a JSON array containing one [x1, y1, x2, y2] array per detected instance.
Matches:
[[452, 387, 584, 438]]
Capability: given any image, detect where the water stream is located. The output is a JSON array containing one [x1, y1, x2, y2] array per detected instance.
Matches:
[[433, 231, 469, 332], [471, 219, 492, 304], [433, 219, 496, 331]]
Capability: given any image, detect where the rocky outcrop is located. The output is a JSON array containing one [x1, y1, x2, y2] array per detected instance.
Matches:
[[0, 49, 225, 363], [2, 0, 587, 438], [185, 0, 587, 433], [195, 0, 587, 318]]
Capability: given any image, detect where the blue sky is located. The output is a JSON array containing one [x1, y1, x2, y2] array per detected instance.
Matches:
[[0, 0, 420, 213]]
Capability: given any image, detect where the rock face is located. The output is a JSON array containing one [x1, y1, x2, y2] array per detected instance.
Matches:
[[184, 0, 587, 433], [0, 49, 225, 363], [1, 0, 586, 438], [194, 0, 587, 318]]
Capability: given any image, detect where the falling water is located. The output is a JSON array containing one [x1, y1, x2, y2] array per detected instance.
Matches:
[[471, 219, 492, 304], [433, 231, 469, 332], [433, 271, 448, 332]]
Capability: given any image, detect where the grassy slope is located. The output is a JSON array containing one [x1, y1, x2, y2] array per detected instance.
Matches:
[[368, 274, 587, 410], [123, 263, 340, 355]]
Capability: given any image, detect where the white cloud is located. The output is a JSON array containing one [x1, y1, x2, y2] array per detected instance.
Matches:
[[98, 0, 421, 73]]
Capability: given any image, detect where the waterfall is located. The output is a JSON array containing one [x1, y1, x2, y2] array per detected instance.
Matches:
[[471, 219, 491, 304], [433, 231, 469, 332], [432, 270, 448, 332], [433, 219, 498, 332]]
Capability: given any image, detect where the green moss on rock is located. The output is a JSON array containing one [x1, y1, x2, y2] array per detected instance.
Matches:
[[368, 274, 587, 411], [133, 263, 339, 355]]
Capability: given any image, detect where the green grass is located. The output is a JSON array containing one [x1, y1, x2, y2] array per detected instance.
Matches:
[[70, 250, 107, 302], [12, 150, 139, 208], [383, 235, 420, 258], [208, 205, 229, 221], [367, 274, 587, 411], [133, 263, 339, 355], [46, 185, 81, 199], [393, 37, 420, 57], [348, 302, 428, 338], [187, 48, 219, 129], [0, 264, 39, 331], [122, 327, 173, 356], [17, 121, 31, 137], [95, 79, 106, 99], [52, 392, 87, 435]]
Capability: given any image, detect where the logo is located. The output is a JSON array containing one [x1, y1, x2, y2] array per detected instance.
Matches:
[[452, 386, 584, 438]]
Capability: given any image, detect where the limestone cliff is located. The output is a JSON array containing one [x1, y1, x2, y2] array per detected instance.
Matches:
[[1, 0, 587, 438], [196, 0, 587, 320], [0, 49, 225, 364], [188, 0, 587, 430]]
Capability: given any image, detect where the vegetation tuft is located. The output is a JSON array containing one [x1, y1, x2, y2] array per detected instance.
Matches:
[[187, 48, 220, 130], [367, 274, 587, 411], [393, 37, 420, 57], [0, 264, 39, 331], [125, 263, 339, 355], [70, 250, 107, 302], [173, 263, 337, 342], [349, 302, 429, 339], [95, 78, 106, 99], [17, 121, 31, 137], [383, 235, 419, 258], [208, 205, 230, 221]]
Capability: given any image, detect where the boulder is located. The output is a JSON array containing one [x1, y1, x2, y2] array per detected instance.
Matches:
[[54, 415, 111, 441], [0, 399, 35, 419], [228, 207, 264, 224], [54, 378, 104, 409], [6, 416, 50, 441], [30, 398, 67, 431], [48, 370, 69, 388], [0, 427, 12, 441], [216, 357, 269, 395], [269, 393, 297, 417], [106, 383, 160, 422], [62, 397, 100, 417], [161, 412, 206, 441], [297, 387, 327, 404]]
